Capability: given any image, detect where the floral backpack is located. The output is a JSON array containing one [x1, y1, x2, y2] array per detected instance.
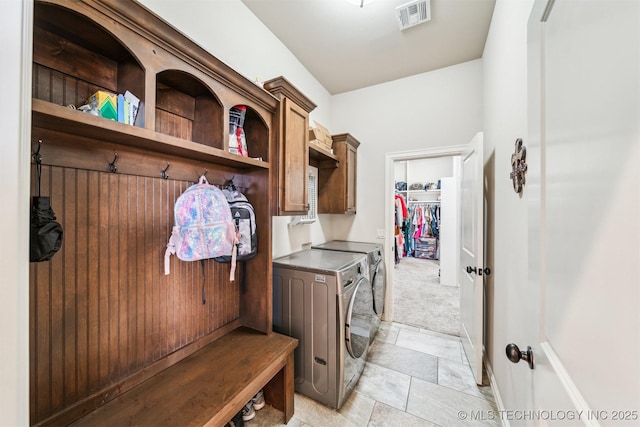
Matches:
[[164, 175, 238, 299]]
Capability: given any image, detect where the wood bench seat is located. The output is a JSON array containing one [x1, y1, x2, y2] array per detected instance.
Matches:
[[70, 328, 298, 427]]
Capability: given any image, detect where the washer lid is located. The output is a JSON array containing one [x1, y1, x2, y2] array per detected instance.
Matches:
[[273, 249, 364, 272], [312, 240, 382, 254]]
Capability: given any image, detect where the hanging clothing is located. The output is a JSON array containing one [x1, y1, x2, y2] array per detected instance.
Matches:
[[394, 193, 409, 262]]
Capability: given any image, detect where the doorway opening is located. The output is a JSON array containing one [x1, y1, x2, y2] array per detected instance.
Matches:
[[383, 145, 465, 332], [393, 155, 461, 335]]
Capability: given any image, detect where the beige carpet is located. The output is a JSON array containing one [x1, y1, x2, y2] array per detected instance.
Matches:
[[392, 257, 460, 336]]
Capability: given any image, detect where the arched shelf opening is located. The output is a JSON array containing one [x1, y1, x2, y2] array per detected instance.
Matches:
[[156, 70, 224, 149], [33, 3, 145, 124]]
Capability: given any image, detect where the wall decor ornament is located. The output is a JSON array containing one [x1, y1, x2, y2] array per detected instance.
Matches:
[[510, 138, 527, 193]]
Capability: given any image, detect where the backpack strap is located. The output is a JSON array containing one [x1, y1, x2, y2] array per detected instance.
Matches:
[[229, 235, 238, 281], [164, 226, 179, 275], [201, 259, 206, 304]]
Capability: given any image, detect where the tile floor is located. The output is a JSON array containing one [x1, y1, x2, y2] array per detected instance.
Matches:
[[246, 321, 500, 426]]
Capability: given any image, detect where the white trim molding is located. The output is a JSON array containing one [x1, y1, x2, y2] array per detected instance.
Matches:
[[540, 342, 600, 427]]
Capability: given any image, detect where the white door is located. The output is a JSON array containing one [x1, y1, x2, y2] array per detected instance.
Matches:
[[460, 132, 484, 385], [522, 0, 640, 421]]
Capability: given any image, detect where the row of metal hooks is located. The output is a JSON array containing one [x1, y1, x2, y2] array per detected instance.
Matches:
[[34, 140, 212, 182], [108, 152, 179, 179]]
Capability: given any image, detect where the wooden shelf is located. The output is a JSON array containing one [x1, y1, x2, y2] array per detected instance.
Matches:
[[32, 99, 269, 170], [309, 143, 338, 168]]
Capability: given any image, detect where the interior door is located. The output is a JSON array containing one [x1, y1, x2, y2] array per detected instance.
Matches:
[[526, 0, 639, 419], [459, 132, 484, 385]]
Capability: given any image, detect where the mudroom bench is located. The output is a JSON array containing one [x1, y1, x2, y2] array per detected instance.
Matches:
[[70, 328, 297, 427]]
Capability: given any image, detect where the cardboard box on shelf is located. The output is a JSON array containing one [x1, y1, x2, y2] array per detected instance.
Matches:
[[88, 90, 118, 121], [309, 138, 333, 154], [308, 121, 333, 151]]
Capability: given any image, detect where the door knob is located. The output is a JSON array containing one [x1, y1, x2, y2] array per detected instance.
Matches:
[[466, 266, 477, 274], [505, 343, 534, 369]]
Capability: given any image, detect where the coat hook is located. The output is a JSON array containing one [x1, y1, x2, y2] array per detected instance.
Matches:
[[202, 169, 208, 178], [32, 139, 43, 164], [108, 152, 118, 173], [161, 163, 170, 180]]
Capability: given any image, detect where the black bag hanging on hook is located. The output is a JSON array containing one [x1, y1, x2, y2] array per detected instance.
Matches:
[[30, 143, 63, 262]]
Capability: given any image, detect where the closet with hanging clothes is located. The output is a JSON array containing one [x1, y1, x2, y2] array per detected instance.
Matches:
[[393, 157, 460, 287]]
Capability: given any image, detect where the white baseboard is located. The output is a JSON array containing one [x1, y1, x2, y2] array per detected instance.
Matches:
[[484, 356, 510, 427]]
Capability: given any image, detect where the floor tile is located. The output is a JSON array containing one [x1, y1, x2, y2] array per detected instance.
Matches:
[[437, 358, 495, 402], [339, 391, 376, 427], [374, 321, 400, 344], [368, 402, 441, 427], [396, 328, 463, 362], [292, 393, 358, 427], [406, 377, 500, 427], [367, 341, 438, 383], [353, 362, 411, 411], [245, 404, 310, 427], [417, 326, 462, 342]]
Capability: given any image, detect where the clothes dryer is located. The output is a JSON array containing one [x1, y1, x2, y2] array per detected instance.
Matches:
[[272, 249, 373, 409], [312, 241, 386, 342]]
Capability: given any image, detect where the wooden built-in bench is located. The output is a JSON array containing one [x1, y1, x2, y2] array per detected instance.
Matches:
[[70, 328, 297, 427]]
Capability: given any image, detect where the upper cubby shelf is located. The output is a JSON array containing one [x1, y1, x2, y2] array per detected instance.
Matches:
[[32, 2, 145, 116], [31, 0, 276, 170], [32, 99, 269, 169]]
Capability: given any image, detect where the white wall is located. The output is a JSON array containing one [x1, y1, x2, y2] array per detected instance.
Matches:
[[481, 0, 534, 412], [331, 60, 483, 243], [1, 1, 31, 425], [395, 156, 454, 187]]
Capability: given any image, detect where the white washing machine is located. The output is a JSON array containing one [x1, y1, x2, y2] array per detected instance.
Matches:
[[272, 249, 374, 409], [312, 241, 386, 343]]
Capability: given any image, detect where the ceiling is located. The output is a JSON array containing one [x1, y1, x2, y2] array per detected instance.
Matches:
[[241, 0, 496, 95]]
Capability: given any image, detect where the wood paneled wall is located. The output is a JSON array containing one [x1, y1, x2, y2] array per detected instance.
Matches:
[[30, 164, 241, 424]]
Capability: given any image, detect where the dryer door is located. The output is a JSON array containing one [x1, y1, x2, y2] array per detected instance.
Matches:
[[345, 277, 374, 358], [371, 260, 386, 317]]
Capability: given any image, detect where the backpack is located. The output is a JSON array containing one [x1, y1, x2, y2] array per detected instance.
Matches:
[[164, 175, 238, 283], [214, 179, 257, 263], [214, 180, 257, 294]]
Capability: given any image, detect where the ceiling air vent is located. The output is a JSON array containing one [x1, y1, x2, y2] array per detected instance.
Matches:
[[395, 0, 431, 31]]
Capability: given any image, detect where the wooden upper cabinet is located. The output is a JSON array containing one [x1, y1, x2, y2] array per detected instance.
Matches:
[[263, 76, 317, 216], [318, 133, 360, 215]]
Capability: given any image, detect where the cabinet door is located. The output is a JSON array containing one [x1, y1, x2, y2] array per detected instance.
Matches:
[[280, 97, 309, 214], [345, 141, 357, 213], [317, 133, 359, 214]]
